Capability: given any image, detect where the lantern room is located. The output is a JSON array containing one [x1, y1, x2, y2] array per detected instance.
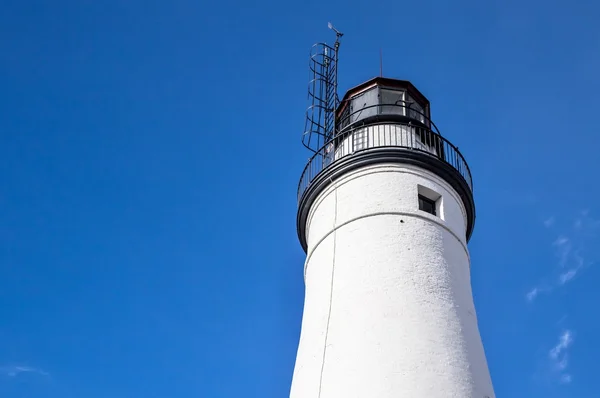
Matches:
[[336, 77, 431, 131]]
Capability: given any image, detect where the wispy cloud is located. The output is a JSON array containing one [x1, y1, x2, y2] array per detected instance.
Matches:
[[560, 374, 572, 384], [559, 267, 580, 285], [525, 285, 551, 302], [549, 330, 573, 359], [548, 330, 574, 384], [553, 236, 569, 246], [553, 236, 572, 268], [526, 210, 599, 301], [0, 365, 49, 378], [527, 211, 591, 386], [526, 287, 540, 302], [558, 270, 575, 284], [556, 249, 584, 286]]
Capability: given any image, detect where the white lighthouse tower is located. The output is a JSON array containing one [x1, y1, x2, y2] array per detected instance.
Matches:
[[290, 30, 495, 398]]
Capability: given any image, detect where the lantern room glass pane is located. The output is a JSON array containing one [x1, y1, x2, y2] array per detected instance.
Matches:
[[349, 87, 379, 124], [380, 88, 405, 116], [407, 94, 426, 123]]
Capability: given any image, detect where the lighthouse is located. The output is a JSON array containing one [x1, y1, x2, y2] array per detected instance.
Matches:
[[290, 29, 495, 398]]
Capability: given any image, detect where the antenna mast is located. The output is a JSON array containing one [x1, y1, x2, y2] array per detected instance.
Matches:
[[302, 23, 343, 153]]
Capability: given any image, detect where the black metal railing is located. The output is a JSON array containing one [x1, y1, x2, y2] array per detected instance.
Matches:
[[297, 105, 473, 203], [337, 100, 435, 132]]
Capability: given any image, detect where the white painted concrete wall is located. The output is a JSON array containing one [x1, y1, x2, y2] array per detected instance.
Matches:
[[290, 162, 495, 398]]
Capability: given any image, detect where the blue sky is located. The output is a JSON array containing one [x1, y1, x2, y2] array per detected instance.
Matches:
[[1, 0, 599, 397]]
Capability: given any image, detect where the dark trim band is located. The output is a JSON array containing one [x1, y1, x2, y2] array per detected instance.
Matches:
[[296, 148, 476, 252]]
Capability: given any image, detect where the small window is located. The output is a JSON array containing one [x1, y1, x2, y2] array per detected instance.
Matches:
[[418, 195, 436, 216], [417, 185, 442, 219]]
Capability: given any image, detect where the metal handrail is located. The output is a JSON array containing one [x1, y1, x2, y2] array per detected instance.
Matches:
[[336, 101, 438, 133], [297, 113, 473, 203]]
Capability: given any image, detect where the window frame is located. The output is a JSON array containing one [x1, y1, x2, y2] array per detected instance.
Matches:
[[418, 194, 437, 216], [379, 87, 406, 116]]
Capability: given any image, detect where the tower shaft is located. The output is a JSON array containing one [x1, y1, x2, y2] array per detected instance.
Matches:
[[291, 163, 494, 398]]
